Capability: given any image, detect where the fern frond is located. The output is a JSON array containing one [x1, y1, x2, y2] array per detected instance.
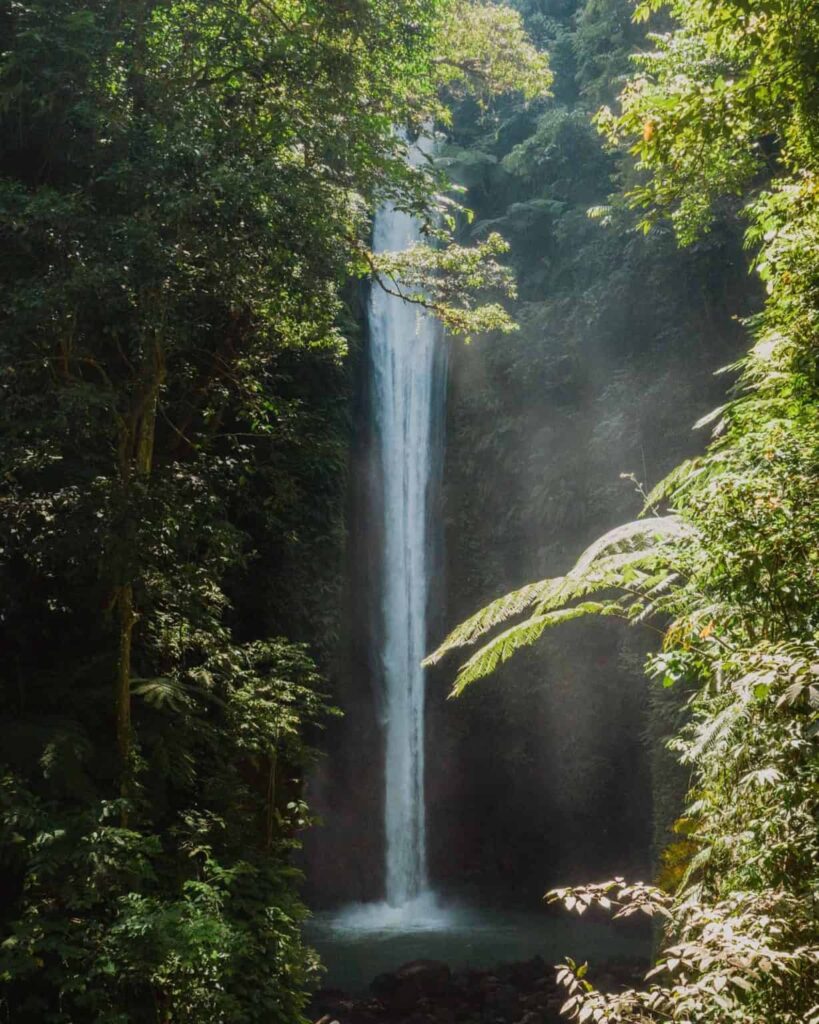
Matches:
[[449, 602, 618, 696], [570, 515, 688, 574], [132, 676, 189, 711], [682, 702, 744, 763], [426, 516, 689, 670], [679, 843, 713, 887], [643, 459, 704, 510], [693, 403, 729, 431], [423, 579, 550, 667]]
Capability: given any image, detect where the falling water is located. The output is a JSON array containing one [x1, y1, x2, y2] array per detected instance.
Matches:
[[309, 138, 651, 969], [368, 134, 445, 913]]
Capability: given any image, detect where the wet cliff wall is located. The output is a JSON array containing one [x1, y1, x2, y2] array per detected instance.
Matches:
[[303, 0, 761, 910]]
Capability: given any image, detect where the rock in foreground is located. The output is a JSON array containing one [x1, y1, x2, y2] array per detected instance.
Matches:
[[311, 955, 647, 1024]]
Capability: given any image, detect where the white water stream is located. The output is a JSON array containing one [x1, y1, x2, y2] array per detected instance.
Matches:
[[314, 140, 652, 973], [370, 134, 443, 913], [336, 135, 448, 929]]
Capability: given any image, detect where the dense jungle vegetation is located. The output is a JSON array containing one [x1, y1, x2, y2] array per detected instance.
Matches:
[[430, 0, 819, 1021], [425, 0, 758, 898], [0, 1, 545, 1019], [0, 1, 816, 1024]]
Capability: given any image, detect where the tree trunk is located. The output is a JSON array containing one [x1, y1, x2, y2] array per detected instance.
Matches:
[[115, 338, 164, 824]]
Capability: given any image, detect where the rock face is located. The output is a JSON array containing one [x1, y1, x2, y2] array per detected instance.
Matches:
[[310, 956, 647, 1024]]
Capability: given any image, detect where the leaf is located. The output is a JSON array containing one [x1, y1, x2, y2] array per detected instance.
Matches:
[[427, 516, 689, 672], [132, 677, 187, 711], [448, 602, 616, 696]]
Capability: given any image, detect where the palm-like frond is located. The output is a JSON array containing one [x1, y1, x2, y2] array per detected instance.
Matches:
[[132, 676, 190, 712], [426, 515, 691, 694], [643, 458, 703, 509], [449, 601, 616, 696], [424, 578, 552, 664]]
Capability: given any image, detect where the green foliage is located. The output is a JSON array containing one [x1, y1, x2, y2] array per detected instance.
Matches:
[[0, 0, 547, 1019], [550, 842, 818, 1022], [432, 0, 755, 894], [0, 773, 319, 1023], [435, 0, 553, 105], [426, 516, 687, 692], [0, 635, 329, 1022], [370, 231, 518, 339], [433, 0, 819, 1018], [598, 0, 819, 242]]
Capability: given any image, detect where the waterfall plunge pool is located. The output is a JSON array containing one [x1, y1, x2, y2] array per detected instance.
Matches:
[[306, 899, 650, 993]]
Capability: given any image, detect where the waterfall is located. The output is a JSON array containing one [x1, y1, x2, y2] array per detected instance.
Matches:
[[369, 134, 444, 911]]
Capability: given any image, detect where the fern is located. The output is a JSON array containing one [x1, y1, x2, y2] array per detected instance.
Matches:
[[449, 602, 615, 696], [427, 515, 691, 694], [132, 676, 190, 712]]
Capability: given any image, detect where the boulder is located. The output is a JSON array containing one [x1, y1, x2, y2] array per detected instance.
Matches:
[[371, 960, 452, 1013], [477, 975, 500, 995], [370, 972, 407, 1010], [506, 957, 547, 989], [397, 960, 452, 996], [521, 992, 550, 1010]]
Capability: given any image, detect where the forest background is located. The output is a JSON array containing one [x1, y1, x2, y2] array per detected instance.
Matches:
[[1, 1, 816, 1023]]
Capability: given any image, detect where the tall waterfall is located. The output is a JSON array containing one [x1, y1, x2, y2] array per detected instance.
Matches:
[[369, 135, 445, 911]]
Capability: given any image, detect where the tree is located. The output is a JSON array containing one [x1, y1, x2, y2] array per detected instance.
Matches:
[[0, 1, 549, 1019]]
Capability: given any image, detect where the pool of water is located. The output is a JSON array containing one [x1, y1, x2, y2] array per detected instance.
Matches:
[[306, 895, 650, 993]]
